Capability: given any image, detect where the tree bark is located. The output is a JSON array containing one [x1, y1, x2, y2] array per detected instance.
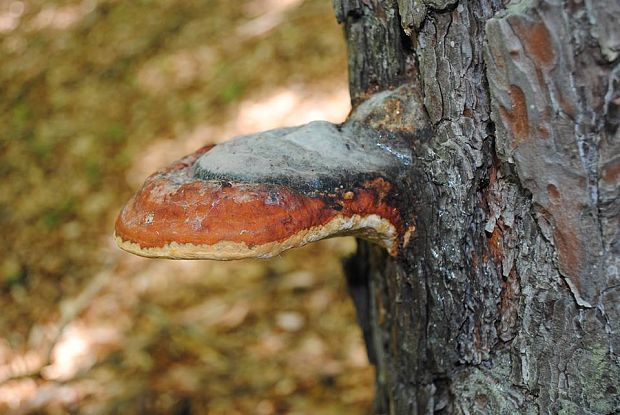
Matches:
[[335, 0, 620, 413]]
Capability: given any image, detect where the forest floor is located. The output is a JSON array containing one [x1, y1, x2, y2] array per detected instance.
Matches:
[[0, 0, 374, 413]]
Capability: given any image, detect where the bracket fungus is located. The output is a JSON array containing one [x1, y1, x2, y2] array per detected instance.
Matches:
[[115, 86, 427, 260]]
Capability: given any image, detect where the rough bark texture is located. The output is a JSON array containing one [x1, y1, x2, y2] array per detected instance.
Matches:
[[335, 0, 620, 413]]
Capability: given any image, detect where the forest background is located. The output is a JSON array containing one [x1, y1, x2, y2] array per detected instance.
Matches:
[[0, 0, 374, 413]]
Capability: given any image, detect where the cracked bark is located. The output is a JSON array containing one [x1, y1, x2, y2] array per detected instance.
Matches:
[[334, 0, 620, 413]]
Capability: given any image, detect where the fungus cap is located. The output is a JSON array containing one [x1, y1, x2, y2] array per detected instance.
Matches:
[[115, 121, 409, 260]]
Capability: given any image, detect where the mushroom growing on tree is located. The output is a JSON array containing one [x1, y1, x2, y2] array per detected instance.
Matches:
[[116, 0, 620, 410], [115, 85, 427, 260]]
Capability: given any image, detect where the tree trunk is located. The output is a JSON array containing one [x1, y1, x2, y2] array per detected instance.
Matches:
[[335, 0, 620, 413]]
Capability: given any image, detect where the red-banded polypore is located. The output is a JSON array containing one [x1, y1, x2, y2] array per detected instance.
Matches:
[[115, 86, 428, 260]]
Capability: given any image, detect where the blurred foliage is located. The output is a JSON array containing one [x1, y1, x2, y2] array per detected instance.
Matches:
[[0, 0, 373, 414]]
